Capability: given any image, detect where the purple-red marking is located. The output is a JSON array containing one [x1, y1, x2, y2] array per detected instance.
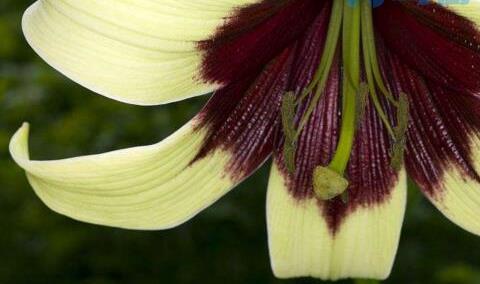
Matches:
[[193, 0, 480, 233]]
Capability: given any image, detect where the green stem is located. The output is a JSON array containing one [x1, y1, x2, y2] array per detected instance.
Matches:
[[328, 0, 361, 175]]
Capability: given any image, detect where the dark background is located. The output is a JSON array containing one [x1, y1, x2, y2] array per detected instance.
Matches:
[[1, 1, 480, 283]]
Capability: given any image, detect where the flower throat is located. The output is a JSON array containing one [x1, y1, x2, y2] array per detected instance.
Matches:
[[281, 0, 409, 202]]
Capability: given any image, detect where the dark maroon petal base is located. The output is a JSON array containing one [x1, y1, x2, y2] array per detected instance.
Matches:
[[194, 0, 480, 232], [374, 1, 480, 95], [194, 0, 329, 180], [375, 2, 480, 198], [198, 0, 327, 85], [193, 48, 294, 180]]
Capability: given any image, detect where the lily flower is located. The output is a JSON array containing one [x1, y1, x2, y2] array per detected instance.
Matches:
[[9, 0, 480, 281]]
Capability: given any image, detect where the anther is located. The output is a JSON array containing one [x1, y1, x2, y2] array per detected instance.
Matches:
[[281, 92, 298, 174], [390, 92, 410, 171], [283, 142, 296, 174], [281, 92, 297, 143]]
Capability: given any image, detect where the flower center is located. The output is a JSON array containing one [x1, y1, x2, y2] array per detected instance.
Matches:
[[281, 0, 410, 201]]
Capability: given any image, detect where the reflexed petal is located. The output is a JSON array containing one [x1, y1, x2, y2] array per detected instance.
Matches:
[[10, 122, 235, 229], [425, 163, 480, 236], [374, 1, 480, 95], [449, 0, 480, 24], [403, 78, 480, 236], [380, 37, 480, 236], [267, 164, 407, 280], [22, 0, 257, 105], [9, 28, 298, 229]]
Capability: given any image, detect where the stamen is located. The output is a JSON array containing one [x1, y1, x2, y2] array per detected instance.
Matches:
[[359, 0, 411, 171], [283, 142, 296, 174], [281, 92, 297, 173], [390, 92, 410, 171], [360, 0, 397, 106], [281, 92, 297, 143], [360, 0, 395, 138]]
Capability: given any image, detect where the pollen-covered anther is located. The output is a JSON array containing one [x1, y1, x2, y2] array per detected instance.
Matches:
[[390, 92, 410, 171], [312, 166, 349, 201], [281, 91, 298, 174]]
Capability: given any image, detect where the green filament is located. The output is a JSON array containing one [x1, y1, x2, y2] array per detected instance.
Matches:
[[295, 0, 344, 135], [311, 0, 361, 201], [360, 0, 409, 170], [280, 0, 344, 175], [360, 0, 397, 106], [360, 0, 395, 138]]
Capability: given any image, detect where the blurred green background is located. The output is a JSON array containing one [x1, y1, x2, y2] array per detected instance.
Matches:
[[1, 1, 480, 283]]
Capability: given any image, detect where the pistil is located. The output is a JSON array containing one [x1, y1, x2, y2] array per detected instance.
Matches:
[[281, 0, 410, 202], [328, 0, 361, 177]]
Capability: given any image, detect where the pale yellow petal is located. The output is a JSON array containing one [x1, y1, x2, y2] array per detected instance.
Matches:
[[267, 163, 407, 280], [422, 133, 480, 236], [448, 0, 480, 24], [9, 122, 236, 230], [426, 164, 480, 236], [22, 0, 257, 105]]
